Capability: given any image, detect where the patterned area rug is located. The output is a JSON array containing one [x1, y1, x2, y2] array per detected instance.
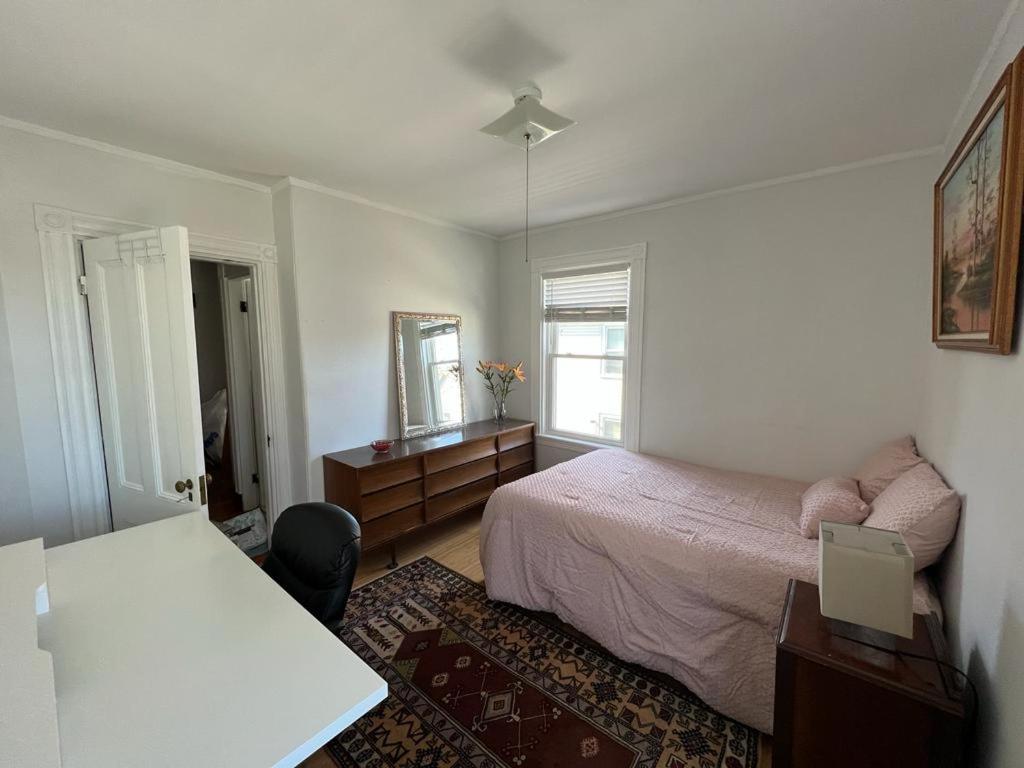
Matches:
[[327, 558, 759, 768]]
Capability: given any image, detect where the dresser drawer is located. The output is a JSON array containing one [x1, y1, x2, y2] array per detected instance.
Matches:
[[361, 479, 424, 522], [497, 425, 533, 452], [427, 476, 497, 522], [499, 443, 533, 471], [425, 455, 497, 497], [359, 457, 422, 494], [361, 504, 424, 547], [424, 437, 496, 474], [499, 462, 534, 486]]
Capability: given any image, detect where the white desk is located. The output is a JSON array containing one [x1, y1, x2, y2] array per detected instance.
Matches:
[[36, 512, 387, 768], [0, 539, 61, 768]]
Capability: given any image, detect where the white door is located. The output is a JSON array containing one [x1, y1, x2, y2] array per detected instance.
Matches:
[[222, 273, 261, 511], [83, 227, 206, 529]]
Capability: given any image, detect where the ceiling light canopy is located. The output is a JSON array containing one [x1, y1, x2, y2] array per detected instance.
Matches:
[[480, 84, 576, 149], [481, 83, 576, 263]]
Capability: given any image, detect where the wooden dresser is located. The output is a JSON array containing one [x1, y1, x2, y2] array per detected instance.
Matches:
[[323, 419, 535, 566]]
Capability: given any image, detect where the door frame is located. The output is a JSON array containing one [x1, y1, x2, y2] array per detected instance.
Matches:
[[217, 266, 263, 512], [35, 203, 292, 540]]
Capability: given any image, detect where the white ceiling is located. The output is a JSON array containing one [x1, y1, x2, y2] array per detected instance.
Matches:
[[0, 1, 1010, 236]]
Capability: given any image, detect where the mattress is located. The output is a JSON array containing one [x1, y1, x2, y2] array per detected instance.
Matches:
[[479, 448, 940, 734]]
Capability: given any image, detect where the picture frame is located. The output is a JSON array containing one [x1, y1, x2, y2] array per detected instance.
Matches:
[[933, 51, 1024, 354]]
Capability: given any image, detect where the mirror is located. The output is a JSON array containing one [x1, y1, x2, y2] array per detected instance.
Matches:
[[393, 312, 466, 438]]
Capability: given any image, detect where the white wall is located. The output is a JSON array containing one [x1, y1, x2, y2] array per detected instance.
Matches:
[[0, 268, 35, 545], [0, 124, 275, 546], [917, 10, 1024, 767], [499, 155, 936, 481], [278, 184, 500, 501], [0, 124, 501, 543]]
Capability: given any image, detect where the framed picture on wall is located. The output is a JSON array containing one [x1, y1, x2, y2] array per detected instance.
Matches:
[[933, 50, 1024, 354]]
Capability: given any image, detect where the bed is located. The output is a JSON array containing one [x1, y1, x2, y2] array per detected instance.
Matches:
[[479, 448, 940, 734]]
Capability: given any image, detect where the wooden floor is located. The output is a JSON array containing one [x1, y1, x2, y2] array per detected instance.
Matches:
[[297, 510, 771, 767], [352, 511, 484, 590]]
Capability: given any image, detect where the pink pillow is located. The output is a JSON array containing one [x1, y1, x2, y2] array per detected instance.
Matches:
[[862, 463, 960, 570], [799, 477, 870, 538], [853, 436, 924, 502]]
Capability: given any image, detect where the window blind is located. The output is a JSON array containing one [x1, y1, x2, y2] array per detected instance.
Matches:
[[543, 266, 630, 322], [419, 322, 458, 339]]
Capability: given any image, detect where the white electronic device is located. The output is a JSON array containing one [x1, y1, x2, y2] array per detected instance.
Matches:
[[819, 521, 915, 639]]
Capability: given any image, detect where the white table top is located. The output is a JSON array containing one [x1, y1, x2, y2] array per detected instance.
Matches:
[[0, 538, 61, 768], [36, 512, 387, 768]]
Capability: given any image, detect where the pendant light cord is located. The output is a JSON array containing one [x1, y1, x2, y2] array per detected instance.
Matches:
[[524, 131, 531, 262]]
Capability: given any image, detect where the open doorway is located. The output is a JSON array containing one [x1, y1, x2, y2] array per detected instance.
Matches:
[[191, 258, 269, 556], [40, 208, 291, 546]]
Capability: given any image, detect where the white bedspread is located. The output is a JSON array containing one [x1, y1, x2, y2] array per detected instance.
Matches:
[[480, 448, 939, 734]]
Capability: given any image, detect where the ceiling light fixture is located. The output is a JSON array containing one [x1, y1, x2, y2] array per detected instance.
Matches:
[[481, 84, 576, 261]]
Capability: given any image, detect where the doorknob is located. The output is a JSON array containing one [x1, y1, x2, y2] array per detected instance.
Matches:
[[174, 478, 194, 494]]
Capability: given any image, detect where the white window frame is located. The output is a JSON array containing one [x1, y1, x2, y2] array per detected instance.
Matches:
[[598, 413, 622, 441], [530, 243, 646, 452], [600, 325, 625, 379]]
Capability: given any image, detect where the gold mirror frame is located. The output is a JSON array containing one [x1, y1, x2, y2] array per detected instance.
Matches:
[[392, 311, 467, 439]]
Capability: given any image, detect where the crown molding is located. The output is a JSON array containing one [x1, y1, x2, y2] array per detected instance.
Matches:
[[2, 113, 949, 245], [0, 114, 271, 193], [271, 176, 497, 240], [0, 114, 499, 239], [943, 0, 1021, 151], [500, 145, 943, 241]]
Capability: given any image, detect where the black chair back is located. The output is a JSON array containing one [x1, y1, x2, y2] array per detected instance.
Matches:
[[262, 502, 360, 628]]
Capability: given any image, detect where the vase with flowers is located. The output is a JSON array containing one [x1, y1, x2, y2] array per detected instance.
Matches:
[[475, 360, 525, 423]]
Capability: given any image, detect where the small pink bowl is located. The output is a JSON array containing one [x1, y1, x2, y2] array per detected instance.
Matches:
[[370, 439, 394, 453]]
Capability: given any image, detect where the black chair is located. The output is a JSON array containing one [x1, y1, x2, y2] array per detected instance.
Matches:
[[262, 502, 361, 628]]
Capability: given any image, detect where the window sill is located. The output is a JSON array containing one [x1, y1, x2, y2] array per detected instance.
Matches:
[[535, 433, 619, 454]]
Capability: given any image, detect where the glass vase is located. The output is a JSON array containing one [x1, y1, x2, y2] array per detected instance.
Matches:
[[493, 399, 507, 423]]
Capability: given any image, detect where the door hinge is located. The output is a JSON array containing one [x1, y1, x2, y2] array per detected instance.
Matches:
[[239, 300, 248, 313], [78, 275, 88, 296], [267, 434, 271, 447], [252, 472, 259, 484], [199, 473, 210, 506]]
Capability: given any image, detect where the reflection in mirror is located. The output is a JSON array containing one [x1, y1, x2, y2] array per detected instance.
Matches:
[[393, 312, 466, 438]]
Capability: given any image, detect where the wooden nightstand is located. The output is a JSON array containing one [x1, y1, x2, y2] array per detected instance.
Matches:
[[773, 579, 969, 768]]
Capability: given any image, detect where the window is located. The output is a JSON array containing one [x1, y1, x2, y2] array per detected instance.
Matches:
[[601, 325, 625, 378], [531, 245, 645, 450], [598, 414, 622, 441]]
